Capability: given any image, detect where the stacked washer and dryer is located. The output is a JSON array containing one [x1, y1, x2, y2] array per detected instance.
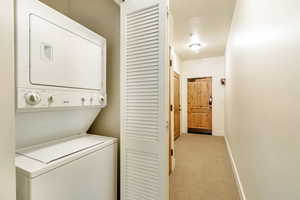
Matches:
[[15, 0, 117, 200]]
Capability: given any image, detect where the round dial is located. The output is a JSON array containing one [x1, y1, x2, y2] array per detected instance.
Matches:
[[24, 92, 41, 105]]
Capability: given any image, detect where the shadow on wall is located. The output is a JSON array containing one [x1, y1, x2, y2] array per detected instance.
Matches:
[[39, 0, 121, 138]]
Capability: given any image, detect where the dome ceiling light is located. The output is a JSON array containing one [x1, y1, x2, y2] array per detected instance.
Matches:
[[188, 33, 202, 53]]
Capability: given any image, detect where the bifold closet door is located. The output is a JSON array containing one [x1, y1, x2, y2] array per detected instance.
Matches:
[[120, 0, 169, 200]]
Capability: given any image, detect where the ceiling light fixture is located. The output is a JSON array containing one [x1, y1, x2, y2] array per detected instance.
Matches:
[[188, 33, 202, 53]]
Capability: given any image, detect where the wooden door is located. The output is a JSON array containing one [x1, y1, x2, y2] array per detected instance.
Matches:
[[173, 72, 181, 140], [188, 77, 212, 133]]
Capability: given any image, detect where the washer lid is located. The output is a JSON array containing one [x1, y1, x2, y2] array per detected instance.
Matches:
[[17, 135, 105, 164]]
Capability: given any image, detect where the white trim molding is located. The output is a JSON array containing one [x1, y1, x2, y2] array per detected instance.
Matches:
[[224, 136, 247, 200], [212, 130, 224, 136]]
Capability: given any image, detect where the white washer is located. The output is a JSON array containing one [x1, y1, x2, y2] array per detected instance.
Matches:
[[16, 134, 117, 200]]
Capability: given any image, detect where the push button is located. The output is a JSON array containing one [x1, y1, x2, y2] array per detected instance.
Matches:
[[48, 96, 54, 104]]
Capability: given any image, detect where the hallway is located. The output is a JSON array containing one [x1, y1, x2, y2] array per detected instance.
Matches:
[[170, 134, 239, 200]]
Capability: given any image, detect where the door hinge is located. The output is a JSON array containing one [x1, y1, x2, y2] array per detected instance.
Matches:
[[170, 105, 173, 111]]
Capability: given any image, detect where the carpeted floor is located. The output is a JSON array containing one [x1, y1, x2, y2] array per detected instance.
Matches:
[[170, 134, 240, 200]]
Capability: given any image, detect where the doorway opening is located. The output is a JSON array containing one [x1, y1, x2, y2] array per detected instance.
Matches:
[[187, 77, 212, 135]]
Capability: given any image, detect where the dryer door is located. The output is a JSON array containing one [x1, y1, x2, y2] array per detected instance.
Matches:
[[29, 14, 103, 90]]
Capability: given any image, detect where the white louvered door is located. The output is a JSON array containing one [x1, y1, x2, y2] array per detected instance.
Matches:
[[121, 0, 169, 200]]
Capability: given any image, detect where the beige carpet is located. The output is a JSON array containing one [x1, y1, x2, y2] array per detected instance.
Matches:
[[170, 134, 240, 200]]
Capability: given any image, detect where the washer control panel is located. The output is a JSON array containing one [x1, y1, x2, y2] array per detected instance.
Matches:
[[18, 88, 106, 110]]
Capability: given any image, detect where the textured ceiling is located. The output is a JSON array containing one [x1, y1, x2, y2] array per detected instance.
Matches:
[[170, 0, 236, 60]]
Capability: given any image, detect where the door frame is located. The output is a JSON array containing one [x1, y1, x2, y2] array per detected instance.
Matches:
[[187, 76, 213, 134], [168, 49, 175, 175], [169, 68, 181, 175]]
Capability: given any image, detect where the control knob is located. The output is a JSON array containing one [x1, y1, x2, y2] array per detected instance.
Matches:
[[99, 96, 105, 104], [24, 92, 41, 105]]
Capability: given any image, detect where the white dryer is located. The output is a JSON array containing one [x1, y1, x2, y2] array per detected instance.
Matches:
[[16, 134, 117, 200], [15, 0, 107, 149]]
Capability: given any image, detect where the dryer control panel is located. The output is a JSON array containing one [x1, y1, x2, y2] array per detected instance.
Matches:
[[16, 0, 107, 111]]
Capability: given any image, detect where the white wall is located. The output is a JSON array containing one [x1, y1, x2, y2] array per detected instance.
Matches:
[[181, 57, 225, 136], [0, 0, 16, 199], [226, 0, 300, 199], [169, 10, 181, 74]]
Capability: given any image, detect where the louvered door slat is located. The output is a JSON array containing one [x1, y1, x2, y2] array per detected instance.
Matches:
[[126, 51, 158, 60], [127, 43, 159, 52], [127, 8, 158, 20]]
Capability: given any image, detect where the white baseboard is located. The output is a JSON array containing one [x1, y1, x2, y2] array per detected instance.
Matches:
[[213, 130, 224, 136], [224, 136, 247, 200]]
